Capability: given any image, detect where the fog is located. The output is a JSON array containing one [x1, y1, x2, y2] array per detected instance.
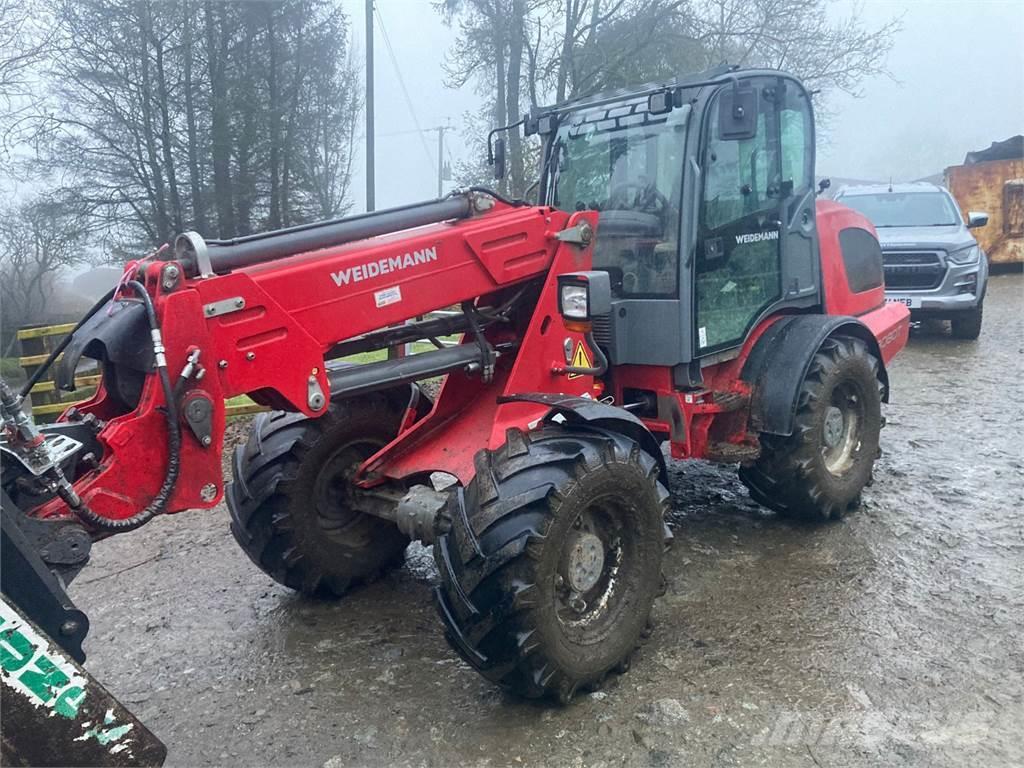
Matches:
[[349, 0, 1024, 210]]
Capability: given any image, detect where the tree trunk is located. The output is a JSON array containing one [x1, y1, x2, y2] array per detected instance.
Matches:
[[493, 12, 508, 196], [138, 1, 171, 244], [266, 4, 282, 230], [505, 0, 525, 195], [204, 1, 234, 237], [154, 28, 184, 234], [182, 2, 206, 233]]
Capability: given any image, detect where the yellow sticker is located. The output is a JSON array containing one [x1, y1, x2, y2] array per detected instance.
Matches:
[[568, 341, 592, 380]]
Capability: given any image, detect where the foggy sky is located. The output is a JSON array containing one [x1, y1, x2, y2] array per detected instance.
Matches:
[[349, 0, 1024, 210]]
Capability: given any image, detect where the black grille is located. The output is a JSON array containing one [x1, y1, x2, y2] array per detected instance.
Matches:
[[592, 313, 612, 345], [882, 251, 944, 290]]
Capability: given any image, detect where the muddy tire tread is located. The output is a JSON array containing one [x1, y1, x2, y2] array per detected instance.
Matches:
[[434, 425, 670, 702], [226, 396, 408, 598], [739, 334, 883, 522]]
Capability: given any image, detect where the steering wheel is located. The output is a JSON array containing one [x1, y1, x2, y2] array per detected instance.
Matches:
[[607, 182, 669, 215]]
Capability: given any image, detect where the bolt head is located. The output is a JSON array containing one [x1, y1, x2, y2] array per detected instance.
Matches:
[[60, 620, 79, 636], [218, 360, 228, 369], [246, 351, 255, 361], [201, 435, 212, 446]]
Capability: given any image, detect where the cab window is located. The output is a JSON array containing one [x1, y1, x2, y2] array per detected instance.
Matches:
[[695, 80, 784, 353]]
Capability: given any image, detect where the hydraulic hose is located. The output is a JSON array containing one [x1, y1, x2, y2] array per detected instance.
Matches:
[[556, 331, 609, 377], [19, 286, 117, 400], [465, 186, 528, 208], [57, 280, 181, 532]]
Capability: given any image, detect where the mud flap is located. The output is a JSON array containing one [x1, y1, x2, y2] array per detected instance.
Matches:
[[0, 595, 167, 767]]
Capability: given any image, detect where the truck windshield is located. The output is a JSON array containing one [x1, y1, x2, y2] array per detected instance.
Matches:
[[547, 101, 689, 297], [840, 192, 961, 227]]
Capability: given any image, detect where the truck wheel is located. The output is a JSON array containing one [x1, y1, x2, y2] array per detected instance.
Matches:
[[434, 426, 670, 703], [226, 395, 410, 597], [950, 303, 983, 340], [739, 335, 883, 522]]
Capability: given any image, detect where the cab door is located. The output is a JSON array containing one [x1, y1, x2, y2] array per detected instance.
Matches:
[[693, 76, 818, 356]]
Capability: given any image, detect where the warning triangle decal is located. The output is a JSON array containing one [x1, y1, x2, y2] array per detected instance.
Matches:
[[567, 342, 592, 380]]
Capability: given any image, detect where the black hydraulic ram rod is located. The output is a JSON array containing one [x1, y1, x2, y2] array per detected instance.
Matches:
[[174, 195, 474, 276]]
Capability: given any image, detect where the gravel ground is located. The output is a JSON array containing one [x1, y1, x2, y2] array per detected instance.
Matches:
[[72, 272, 1023, 767]]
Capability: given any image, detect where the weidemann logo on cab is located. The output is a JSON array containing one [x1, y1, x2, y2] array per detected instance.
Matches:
[[735, 230, 779, 245], [331, 246, 438, 287]]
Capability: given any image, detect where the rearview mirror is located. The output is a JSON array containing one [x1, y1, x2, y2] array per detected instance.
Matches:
[[717, 85, 758, 141], [967, 211, 989, 228], [492, 137, 506, 181]]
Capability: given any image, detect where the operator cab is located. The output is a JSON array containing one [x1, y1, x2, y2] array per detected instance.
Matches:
[[528, 68, 820, 382]]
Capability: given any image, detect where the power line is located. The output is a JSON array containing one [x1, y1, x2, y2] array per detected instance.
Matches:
[[373, 4, 436, 176]]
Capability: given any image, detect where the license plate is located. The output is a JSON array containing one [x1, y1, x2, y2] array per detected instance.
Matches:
[[886, 297, 917, 309]]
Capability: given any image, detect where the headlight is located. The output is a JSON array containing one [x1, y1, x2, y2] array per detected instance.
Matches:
[[948, 245, 980, 265], [559, 284, 589, 319]]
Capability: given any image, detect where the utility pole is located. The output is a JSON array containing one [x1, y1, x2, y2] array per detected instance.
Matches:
[[365, 0, 375, 211], [435, 125, 447, 198]]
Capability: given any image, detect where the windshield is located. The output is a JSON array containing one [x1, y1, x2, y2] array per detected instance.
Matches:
[[547, 101, 689, 296], [839, 191, 961, 227]]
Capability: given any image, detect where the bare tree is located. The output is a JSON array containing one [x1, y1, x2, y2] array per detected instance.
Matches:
[[0, 0, 53, 156], [440, 0, 900, 193], [0, 194, 92, 354], [26, 0, 361, 251]]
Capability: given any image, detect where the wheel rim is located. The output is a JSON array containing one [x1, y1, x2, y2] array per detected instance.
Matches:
[[821, 382, 865, 476], [313, 439, 383, 542], [553, 497, 633, 644]]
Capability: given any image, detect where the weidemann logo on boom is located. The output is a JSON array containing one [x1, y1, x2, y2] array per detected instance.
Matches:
[[331, 246, 438, 287]]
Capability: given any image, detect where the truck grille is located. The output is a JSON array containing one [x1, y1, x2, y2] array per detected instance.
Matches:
[[882, 251, 945, 290]]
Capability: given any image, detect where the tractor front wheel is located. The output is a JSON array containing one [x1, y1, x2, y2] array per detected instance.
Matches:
[[434, 426, 670, 703], [226, 395, 410, 598], [739, 334, 883, 522]]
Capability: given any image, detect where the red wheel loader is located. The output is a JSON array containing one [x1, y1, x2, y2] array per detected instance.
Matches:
[[1, 66, 908, 761]]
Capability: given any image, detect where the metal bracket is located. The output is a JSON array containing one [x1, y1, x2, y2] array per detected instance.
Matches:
[[182, 392, 214, 447], [0, 432, 82, 478], [174, 230, 213, 278], [202, 296, 246, 319], [307, 375, 326, 411], [554, 221, 594, 247]]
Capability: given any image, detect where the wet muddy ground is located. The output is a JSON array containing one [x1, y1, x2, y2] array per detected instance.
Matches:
[[73, 273, 1023, 767]]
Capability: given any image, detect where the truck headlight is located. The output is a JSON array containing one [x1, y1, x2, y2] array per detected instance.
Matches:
[[559, 283, 590, 319], [948, 245, 980, 265]]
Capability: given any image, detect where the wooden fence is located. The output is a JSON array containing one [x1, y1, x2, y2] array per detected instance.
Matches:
[[16, 312, 460, 422], [16, 323, 266, 422]]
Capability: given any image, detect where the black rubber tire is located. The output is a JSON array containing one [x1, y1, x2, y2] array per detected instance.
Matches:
[[739, 335, 883, 522], [434, 425, 670, 703], [950, 303, 983, 340], [226, 395, 410, 598]]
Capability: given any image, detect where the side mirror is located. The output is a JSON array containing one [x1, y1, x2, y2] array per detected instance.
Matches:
[[717, 85, 758, 141], [492, 137, 506, 181], [817, 178, 832, 196], [967, 211, 989, 228]]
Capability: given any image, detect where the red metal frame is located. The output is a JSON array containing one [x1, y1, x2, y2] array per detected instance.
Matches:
[[33, 200, 909, 529]]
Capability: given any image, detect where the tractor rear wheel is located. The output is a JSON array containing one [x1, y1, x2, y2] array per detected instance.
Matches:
[[226, 395, 410, 598], [434, 426, 670, 703], [739, 334, 883, 522]]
